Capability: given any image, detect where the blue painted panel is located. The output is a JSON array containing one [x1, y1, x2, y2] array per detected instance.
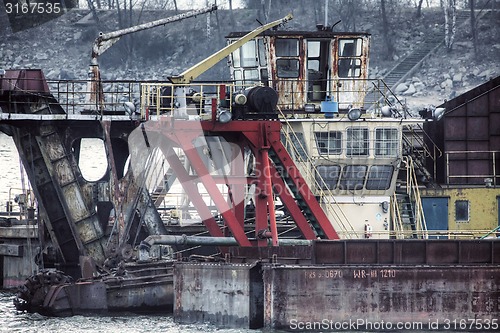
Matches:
[[422, 197, 448, 239]]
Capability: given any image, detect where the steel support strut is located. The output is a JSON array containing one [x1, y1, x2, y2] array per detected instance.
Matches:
[[258, 122, 278, 246], [143, 118, 339, 247]]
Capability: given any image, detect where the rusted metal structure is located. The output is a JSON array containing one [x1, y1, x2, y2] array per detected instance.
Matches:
[[227, 30, 371, 111], [175, 239, 500, 329], [421, 76, 500, 237], [0, 13, 342, 313], [0, 11, 498, 329], [424, 75, 500, 186]]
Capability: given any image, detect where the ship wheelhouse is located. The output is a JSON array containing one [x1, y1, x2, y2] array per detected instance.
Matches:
[[227, 30, 370, 112]]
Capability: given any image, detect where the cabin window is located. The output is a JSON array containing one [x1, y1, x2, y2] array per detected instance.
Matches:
[[243, 69, 259, 83], [338, 38, 363, 78], [241, 41, 258, 67], [365, 165, 394, 190], [276, 38, 299, 56], [316, 165, 340, 189], [315, 131, 342, 155], [455, 200, 470, 222], [277, 59, 299, 78], [307, 40, 328, 101], [339, 165, 367, 191], [338, 59, 361, 77], [375, 128, 399, 157], [233, 69, 243, 88], [307, 41, 321, 71], [276, 38, 300, 78], [232, 46, 241, 68], [339, 39, 362, 57], [308, 59, 320, 72], [231, 40, 257, 68], [346, 128, 369, 156]]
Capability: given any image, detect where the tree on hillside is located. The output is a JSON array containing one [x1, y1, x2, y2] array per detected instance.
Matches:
[[416, 0, 424, 18], [86, 0, 101, 27], [380, 0, 395, 60], [334, 0, 362, 31], [86, 0, 179, 66], [469, 0, 478, 57], [243, 0, 292, 23], [443, 0, 457, 52], [228, 0, 236, 27], [242, 0, 266, 22]]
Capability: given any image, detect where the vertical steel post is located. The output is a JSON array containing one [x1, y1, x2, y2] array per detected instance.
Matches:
[[261, 149, 278, 246]]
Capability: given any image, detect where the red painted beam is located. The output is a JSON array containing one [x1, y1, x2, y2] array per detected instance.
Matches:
[[177, 140, 252, 247], [200, 119, 281, 134], [162, 146, 225, 238], [260, 148, 278, 246], [147, 118, 339, 244], [253, 149, 271, 246], [180, 175, 256, 184]]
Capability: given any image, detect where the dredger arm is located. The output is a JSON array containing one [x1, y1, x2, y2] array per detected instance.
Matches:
[[169, 13, 293, 84], [87, 5, 217, 111], [91, 5, 218, 64]]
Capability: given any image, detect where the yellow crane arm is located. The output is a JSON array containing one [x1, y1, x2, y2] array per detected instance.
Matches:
[[169, 13, 293, 84]]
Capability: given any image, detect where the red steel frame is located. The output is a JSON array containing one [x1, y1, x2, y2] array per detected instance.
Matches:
[[145, 118, 339, 246]]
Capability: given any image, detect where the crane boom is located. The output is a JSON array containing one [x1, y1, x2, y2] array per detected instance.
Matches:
[[169, 13, 293, 84], [87, 5, 217, 112], [91, 5, 218, 63]]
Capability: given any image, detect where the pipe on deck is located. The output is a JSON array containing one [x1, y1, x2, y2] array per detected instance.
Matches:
[[138, 234, 312, 261]]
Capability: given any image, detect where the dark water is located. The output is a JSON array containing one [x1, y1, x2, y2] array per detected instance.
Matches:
[[0, 291, 262, 333]]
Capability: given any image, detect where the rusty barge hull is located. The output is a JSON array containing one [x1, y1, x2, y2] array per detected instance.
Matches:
[[263, 265, 499, 330], [41, 276, 174, 316], [16, 260, 174, 316], [174, 239, 500, 330]]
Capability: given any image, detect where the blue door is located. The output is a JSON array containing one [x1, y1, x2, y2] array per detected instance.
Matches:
[[422, 197, 449, 239]]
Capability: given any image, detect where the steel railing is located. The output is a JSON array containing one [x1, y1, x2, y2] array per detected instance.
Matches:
[[446, 151, 499, 186]]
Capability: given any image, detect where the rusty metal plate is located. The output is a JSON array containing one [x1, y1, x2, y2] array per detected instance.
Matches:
[[263, 264, 500, 330], [314, 240, 499, 265], [0, 244, 23, 256]]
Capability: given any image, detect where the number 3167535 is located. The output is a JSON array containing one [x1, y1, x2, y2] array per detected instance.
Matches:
[[6, 2, 62, 15]]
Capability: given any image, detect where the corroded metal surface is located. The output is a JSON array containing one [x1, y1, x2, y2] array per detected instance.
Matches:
[[313, 239, 500, 265], [263, 264, 500, 330], [268, 34, 306, 111], [0, 70, 169, 279], [175, 240, 500, 329], [0, 243, 23, 256], [330, 34, 371, 109], [0, 69, 50, 96], [0, 225, 37, 239], [227, 30, 371, 111], [229, 245, 313, 264], [14, 261, 174, 315], [425, 75, 500, 185], [174, 262, 262, 329]]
